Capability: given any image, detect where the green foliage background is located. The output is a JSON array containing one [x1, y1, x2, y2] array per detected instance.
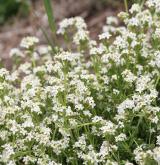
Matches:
[[0, 0, 30, 24]]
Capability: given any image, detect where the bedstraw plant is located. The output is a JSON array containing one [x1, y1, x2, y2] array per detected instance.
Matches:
[[0, 0, 160, 164]]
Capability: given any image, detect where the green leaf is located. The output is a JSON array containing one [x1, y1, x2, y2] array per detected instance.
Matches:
[[43, 0, 56, 33]]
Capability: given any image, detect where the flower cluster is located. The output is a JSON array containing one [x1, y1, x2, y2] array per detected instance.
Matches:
[[0, 1, 160, 165]]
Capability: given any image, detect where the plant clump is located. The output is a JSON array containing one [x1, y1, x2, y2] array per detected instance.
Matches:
[[0, 0, 160, 164]]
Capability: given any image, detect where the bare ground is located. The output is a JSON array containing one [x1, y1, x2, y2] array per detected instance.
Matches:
[[0, 0, 123, 63]]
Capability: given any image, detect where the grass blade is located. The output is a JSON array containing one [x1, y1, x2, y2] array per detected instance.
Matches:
[[43, 0, 58, 47], [43, 0, 56, 33]]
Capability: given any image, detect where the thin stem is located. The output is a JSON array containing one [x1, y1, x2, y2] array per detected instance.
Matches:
[[124, 0, 128, 13], [155, 76, 160, 87], [140, 0, 146, 8], [149, 122, 152, 144]]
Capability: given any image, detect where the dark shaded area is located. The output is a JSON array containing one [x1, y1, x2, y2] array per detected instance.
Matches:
[[0, 0, 29, 24]]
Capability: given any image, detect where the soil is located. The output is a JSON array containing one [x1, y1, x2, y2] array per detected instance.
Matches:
[[0, 0, 124, 64]]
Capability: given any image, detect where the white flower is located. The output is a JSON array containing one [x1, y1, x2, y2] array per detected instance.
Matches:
[[106, 16, 118, 25], [122, 69, 136, 83], [83, 110, 92, 117], [125, 162, 134, 165], [57, 17, 87, 34], [20, 36, 39, 49], [157, 135, 160, 145], [115, 133, 127, 142], [90, 45, 106, 55], [22, 117, 34, 128], [73, 29, 89, 45], [99, 32, 112, 40], [92, 116, 104, 124], [136, 75, 151, 93], [130, 4, 141, 14], [38, 45, 51, 55], [153, 147, 160, 163], [18, 62, 31, 74], [128, 17, 139, 26], [9, 48, 24, 57], [100, 121, 116, 135], [74, 135, 86, 151], [106, 160, 118, 165], [86, 97, 95, 108], [117, 99, 135, 114], [8, 161, 16, 165], [99, 141, 110, 158], [57, 18, 74, 34], [1, 144, 14, 162]]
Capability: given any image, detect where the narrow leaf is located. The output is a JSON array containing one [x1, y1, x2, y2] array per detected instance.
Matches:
[[43, 0, 56, 33]]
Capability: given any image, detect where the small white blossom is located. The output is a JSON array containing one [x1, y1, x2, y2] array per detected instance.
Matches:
[[20, 36, 39, 49]]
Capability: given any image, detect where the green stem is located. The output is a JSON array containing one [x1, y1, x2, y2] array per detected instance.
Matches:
[[155, 76, 160, 87], [43, 0, 57, 44], [140, 0, 146, 8], [124, 0, 128, 13]]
